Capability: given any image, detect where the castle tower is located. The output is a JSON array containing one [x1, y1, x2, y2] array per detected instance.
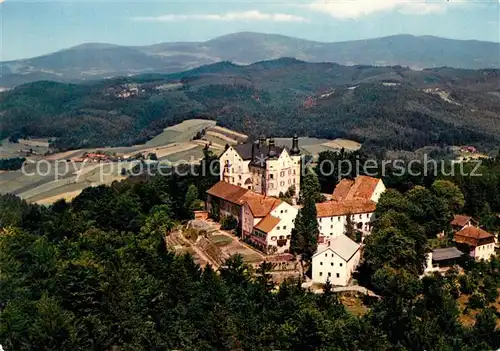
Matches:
[[289, 134, 301, 201]]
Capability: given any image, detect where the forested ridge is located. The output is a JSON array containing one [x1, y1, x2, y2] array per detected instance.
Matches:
[[1, 60, 499, 153], [1, 151, 499, 350]]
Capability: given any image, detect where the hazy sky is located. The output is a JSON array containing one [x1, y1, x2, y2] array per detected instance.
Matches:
[[1, 0, 499, 61]]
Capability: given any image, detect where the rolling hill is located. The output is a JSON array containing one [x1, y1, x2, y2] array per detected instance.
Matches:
[[1, 59, 499, 153], [1, 32, 499, 87]]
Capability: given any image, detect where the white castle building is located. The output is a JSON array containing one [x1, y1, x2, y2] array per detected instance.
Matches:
[[219, 135, 302, 199]]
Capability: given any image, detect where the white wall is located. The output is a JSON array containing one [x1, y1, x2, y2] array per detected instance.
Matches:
[[473, 243, 495, 261], [370, 180, 386, 203], [318, 215, 345, 238], [312, 247, 360, 286], [219, 147, 252, 188], [266, 202, 299, 253], [265, 150, 300, 197], [317, 212, 375, 239]]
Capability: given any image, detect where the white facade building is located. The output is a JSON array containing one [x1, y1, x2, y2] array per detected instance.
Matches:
[[315, 176, 386, 242], [454, 226, 496, 261], [219, 135, 302, 199], [250, 201, 299, 254], [311, 235, 361, 286]]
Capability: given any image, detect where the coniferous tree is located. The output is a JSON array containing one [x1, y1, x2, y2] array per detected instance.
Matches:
[[292, 168, 320, 264], [345, 213, 356, 241]]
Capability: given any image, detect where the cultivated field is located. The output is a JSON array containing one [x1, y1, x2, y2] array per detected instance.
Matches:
[[0, 119, 361, 205]]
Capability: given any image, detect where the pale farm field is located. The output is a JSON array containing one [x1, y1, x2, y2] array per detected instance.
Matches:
[[0, 119, 362, 205], [208, 126, 248, 141], [322, 139, 362, 151], [205, 130, 238, 144], [35, 190, 85, 205]]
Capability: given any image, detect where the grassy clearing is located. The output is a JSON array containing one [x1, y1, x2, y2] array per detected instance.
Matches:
[[210, 235, 234, 247], [339, 294, 370, 316], [35, 190, 84, 205], [26, 182, 89, 203], [274, 137, 330, 148], [208, 126, 247, 142], [205, 130, 237, 144], [322, 139, 362, 151], [159, 146, 205, 163]]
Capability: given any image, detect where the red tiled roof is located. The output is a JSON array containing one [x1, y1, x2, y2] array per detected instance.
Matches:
[[454, 226, 495, 247], [332, 179, 354, 202], [316, 200, 377, 218], [254, 215, 281, 233], [207, 181, 255, 205], [344, 175, 381, 202], [245, 197, 282, 218], [450, 215, 473, 227]]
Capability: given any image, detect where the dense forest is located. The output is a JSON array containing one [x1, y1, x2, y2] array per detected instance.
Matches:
[[1, 60, 499, 153], [1, 150, 499, 350]]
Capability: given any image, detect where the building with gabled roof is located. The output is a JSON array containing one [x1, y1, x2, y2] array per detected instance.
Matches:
[[207, 181, 299, 254], [423, 247, 465, 275], [450, 214, 476, 232], [454, 226, 495, 261], [206, 181, 263, 220], [243, 199, 299, 254], [311, 235, 361, 286], [219, 135, 302, 199], [316, 175, 386, 243], [332, 175, 385, 203]]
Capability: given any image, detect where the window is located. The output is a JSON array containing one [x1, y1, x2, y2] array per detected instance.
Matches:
[[279, 236, 284, 240], [338, 217, 341, 222], [319, 272, 323, 276], [367, 214, 370, 218], [283, 226, 287, 230], [331, 262, 334, 266], [271, 236, 277, 241], [340, 263, 343, 267], [331, 254, 334, 257], [320, 262, 323, 265], [239, 175, 242, 180], [287, 235, 291, 239], [270, 174, 274, 179], [281, 210, 283, 214], [285, 210, 288, 213], [277, 226, 280, 230], [336, 273, 340, 278], [328, 272, 332, 277], [330, 225, 333, 229], [325, 253, 327, 257]]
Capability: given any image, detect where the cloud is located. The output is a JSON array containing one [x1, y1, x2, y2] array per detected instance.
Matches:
[[306, 0, 459, 19], [133, 11, 308, 23]]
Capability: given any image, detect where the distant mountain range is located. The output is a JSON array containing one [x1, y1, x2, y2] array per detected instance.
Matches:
[[1, 32, 499, 87]]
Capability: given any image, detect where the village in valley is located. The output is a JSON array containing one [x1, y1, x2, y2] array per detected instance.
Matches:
[[167, 135, 498, 292]]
